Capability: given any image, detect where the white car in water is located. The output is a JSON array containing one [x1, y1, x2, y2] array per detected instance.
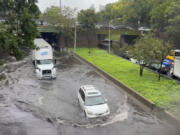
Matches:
[[77, 85, 110, 118]]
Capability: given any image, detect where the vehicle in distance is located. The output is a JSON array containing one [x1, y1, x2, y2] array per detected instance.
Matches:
[[98, 39, 112, 49], [77, 85, 110, 118], [32, 38, 56, 79]]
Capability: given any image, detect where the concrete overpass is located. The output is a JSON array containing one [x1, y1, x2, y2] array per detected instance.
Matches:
[[37, 25, 141, 48], [37, 25, 141, 35]]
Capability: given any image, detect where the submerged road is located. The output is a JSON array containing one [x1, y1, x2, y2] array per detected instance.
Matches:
[[0, 53, 176, 135]]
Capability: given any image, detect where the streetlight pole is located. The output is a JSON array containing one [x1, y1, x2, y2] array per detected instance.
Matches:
[[74, 22, 77, 52], [108, 21, 111, 53], [59, 0, 62, 9]]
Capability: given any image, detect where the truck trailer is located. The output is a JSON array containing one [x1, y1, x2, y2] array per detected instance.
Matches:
[[32, 38, 56, 79], [170, 50, 180, 78]]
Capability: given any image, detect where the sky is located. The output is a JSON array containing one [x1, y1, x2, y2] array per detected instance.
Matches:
[[37, 0, 118, 12]]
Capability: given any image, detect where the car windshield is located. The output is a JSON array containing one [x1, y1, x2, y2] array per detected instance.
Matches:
[[37, 59, 52, 65], [85, 95, 105, 106]]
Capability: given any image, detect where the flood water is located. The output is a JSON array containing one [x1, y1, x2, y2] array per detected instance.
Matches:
[[0, 53, 177, 135]]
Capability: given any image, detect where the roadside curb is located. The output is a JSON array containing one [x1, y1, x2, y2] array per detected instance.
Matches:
[[71, 51, 180, 126]]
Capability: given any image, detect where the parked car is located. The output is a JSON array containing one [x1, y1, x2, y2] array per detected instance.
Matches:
[[114, 25, 134, 30], [100, 25, 115, 30], [146, 58, 173, 74], [120, 51, 131, 60], [148, 63, 161, 71], [98, 39, 112, 49], [138, 26, 151, 32], [77, 85, 110, 118], [159, 58, 173, 74]]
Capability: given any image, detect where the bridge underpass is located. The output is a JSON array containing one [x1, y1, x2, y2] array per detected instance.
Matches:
[[37, 26, 141, 48], [37, 26, 60, 49], [96, 29, 141, 46]]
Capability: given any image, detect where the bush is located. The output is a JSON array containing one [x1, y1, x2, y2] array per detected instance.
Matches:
[[13, 47, 23, 60]]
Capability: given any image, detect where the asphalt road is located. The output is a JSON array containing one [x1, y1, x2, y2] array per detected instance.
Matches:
[[0, 53, 176, 135]]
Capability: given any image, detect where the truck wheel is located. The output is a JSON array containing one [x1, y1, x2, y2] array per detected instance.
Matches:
[[52, 77, 56, 80], [171, 74, 176, 79], [32, 61, 35, 66], [84, 111, 87, 118]]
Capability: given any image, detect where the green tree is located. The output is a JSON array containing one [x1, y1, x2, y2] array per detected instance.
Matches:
[[153, 40, 172, 81], [150, 0, 180, 48], [0, 24, 20, 58], [130, 33, 172, 80], [0, 25, 11, 53], [43, 6, 63, 26], [42, 6, 76, 48], [150, 0, 171, 32], [96, 3, 113, 23], [97, 0, 153, 27], [78, 8, 97, 53], [61, 6, 76, 48], [0, 0, 40, 59], [130, 34, 156, 76], [165, 0, 180, 48]]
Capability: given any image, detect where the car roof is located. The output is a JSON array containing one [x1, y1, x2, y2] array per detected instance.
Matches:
[[81, 85, 101, 97]]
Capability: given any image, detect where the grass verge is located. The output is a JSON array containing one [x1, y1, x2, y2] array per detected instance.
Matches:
[[75, 48, 180, 117]]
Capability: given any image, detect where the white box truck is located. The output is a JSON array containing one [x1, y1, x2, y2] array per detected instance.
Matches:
[[32, 38, 56, 79], [170, 50, 180, 78]]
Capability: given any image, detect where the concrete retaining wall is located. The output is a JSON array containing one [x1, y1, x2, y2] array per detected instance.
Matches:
[[71, 52, 180, 126]]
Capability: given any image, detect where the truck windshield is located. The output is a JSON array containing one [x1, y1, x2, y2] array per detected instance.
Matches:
[[37, 59, 53, 65]]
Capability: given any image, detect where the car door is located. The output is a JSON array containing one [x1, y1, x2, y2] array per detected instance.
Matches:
[[78, 89, 85, 110]]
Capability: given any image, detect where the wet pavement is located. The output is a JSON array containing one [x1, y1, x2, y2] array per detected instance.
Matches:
[[0, 53, 177, 135]]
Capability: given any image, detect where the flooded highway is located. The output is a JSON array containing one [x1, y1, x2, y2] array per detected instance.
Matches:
[[0, 53, 175, 135]]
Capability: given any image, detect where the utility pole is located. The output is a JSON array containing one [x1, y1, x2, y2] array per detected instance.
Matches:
[[59, 0, 62, 52], [74, 22, 77, 52], [108, 21, 111, 53]]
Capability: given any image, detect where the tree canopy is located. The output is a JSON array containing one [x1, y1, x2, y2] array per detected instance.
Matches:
[[78, 8, 97, 30], [78, 8, 97, 51], [130, 33, 172, 80], [96, 0, 180, 48], [40, 6, 76, 47], [0, 0, 40, 59]]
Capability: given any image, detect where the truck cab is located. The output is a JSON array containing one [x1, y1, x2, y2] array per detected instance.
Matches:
[[33, 39, 56, 79]]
